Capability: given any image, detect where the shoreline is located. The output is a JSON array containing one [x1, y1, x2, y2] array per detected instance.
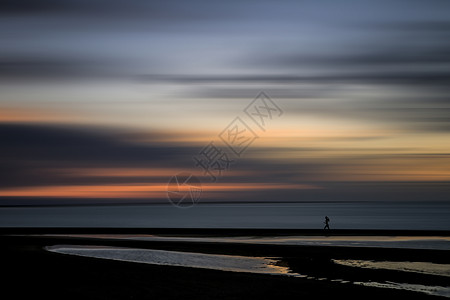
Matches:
[[2, 231, 450, 299]]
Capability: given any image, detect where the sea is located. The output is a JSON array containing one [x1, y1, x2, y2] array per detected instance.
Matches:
[[1, 202, 449, 229]]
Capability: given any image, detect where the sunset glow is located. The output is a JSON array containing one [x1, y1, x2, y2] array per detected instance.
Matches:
[[0, 0, 449, 205]]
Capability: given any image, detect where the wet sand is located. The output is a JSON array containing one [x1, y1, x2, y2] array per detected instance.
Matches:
[[2, 229, 449, 299]]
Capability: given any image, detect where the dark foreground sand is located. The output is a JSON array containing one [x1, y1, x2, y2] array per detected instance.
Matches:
[[2, 229, 449, 299]]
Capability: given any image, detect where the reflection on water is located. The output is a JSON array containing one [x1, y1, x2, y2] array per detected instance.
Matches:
[[47, 245, 450, 298], [333, 259, 450, 277], [334, 259, 450, 298], [46, 246, 295, 276], [355, 282, 450, 298]]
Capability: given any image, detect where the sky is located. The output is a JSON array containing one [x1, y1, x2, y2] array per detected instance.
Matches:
[[0, 0, 450, 205]]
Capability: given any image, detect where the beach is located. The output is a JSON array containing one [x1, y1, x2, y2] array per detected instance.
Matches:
[[2, 229, 450, 299]]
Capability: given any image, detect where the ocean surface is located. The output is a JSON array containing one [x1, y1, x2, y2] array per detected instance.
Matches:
[[1, 202, 449, 229]]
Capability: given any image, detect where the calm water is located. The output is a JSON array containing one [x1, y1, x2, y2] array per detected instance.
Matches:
[[47, 246, 291, 276], [48, 245, 450, 298], [1, 202, 449, 229]]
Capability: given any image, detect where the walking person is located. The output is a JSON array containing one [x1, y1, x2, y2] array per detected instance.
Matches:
[[324, 216, 330, 230]]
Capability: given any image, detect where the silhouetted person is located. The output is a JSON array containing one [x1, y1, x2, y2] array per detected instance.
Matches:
[[324, 216, 330, 230]]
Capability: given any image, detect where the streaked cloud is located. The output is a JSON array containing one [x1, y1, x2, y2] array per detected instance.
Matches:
[[0, 0, 449, 205]]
